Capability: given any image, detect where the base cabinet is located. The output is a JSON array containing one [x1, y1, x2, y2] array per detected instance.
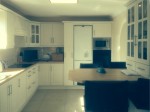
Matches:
[[0, 77, 18, 112], [26, 65, 39, 101], [39, 63, 64, 86]]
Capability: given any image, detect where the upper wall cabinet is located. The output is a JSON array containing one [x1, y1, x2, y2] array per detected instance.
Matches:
[[93, 22, 112, 38], [28, 22, 40, 47], [127, 0, 150, 65], [0, 8, 15, 49], [40, 22, 64, 47], [14, 15, 27, 36]]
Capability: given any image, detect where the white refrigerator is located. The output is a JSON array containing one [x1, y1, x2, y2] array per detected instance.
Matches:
[[73, 25, 93, 69]]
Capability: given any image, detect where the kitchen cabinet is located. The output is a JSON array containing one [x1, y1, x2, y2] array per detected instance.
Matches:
[[0, 77, 17, 112], [14, 14, 27, 36], [39, 63, 64, 86], [126, 0, 150, 78], [26, 65, 39, 101], [29, 22, 40, 47], [40, 22, 64, 47], [93, 22, 112, 38], [0, 7, 15, 49], [63, 22, 74, 86], [51, 64, 64, 85]]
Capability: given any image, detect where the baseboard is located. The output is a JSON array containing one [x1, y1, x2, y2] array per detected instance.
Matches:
[[38, 85, 84, 89]]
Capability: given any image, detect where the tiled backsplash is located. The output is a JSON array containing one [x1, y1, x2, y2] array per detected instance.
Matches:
[[0, 48, 19, 66], [20, 47, 64, 60]]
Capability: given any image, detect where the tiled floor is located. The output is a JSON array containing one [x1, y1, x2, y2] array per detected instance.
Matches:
[[22, 89, 84, 112]]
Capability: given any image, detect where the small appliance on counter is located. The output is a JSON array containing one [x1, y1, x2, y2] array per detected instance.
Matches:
[[51, 53, 64, 61], [0, 60, 8, 72]]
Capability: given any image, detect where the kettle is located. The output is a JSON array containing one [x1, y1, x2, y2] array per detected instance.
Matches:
[[0, 61, 4, 72], [0, 60, 7, 72]]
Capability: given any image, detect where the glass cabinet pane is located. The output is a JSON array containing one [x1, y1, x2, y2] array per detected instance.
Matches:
[[143, 0, 147, 18], [138, 22, 142, 39], [128, 9, 131, 23], [36, 35, 39, 43], [32, 25, 35, 34], [143, 20, 147, 39], [128, 26, 130, 40], [32, 35, 35, 43], [131, 7, 134, 22], [131, 42, 134, 57], [127, 42, 130, 56], [138, 2, 142, 20], [131, 24, 134, 40], [36, 26, 39, 34], [138, 42, 142, 59], [143, 41, 147, 60]]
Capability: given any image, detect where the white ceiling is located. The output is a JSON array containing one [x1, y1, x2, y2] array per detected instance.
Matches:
[[2, 0, 130, 18]]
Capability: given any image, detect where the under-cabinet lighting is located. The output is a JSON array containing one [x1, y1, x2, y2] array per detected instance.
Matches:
[[50, 0, 77, 3]]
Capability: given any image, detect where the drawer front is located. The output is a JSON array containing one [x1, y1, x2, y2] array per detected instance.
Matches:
[[135, 63, 150, 78], [126, 60, 135, 71]]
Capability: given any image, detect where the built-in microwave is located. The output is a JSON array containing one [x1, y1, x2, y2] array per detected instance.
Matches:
[[93, 38, 111, 50]]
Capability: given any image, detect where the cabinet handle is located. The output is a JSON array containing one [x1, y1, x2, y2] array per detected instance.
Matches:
[[10, 85, 12, 95], [53, 38, 54, 43], [7, 86, 10, 96], [51, 38, 53, 43], [134, 35, 137, 46], [93, 30, 95, 36], [137, 67, 145, 71]]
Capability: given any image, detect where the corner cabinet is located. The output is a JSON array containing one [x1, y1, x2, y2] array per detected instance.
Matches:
[[126, 0, 150, 78]]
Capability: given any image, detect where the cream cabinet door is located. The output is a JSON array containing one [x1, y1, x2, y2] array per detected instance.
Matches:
[[18, 72, 27, 111], [0, 82, 8, 112], [0, 78, 18, 112], [51, 63, 64, 85], [93, 22, 111, 38], [0, 9, 15, 49], [40, 23, 53, 46], [39, 63, 51, 86], [52, 23, 64, 46]]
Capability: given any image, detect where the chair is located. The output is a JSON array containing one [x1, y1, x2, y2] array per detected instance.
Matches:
[[110, 62, 126, 68], [84, 81, 129, 112], [128, 78, 150, 110]]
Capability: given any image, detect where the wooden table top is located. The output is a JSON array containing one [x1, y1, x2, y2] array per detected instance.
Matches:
[[69, 68, 143, 83]]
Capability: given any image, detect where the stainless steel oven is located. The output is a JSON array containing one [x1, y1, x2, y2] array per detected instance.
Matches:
[[93, 38, 111, 50]]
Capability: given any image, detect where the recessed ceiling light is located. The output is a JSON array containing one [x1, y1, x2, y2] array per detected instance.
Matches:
[[50, 0, 77, 3]]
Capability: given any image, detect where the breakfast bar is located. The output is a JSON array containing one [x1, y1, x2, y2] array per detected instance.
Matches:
[[69, 68, 143, 83]]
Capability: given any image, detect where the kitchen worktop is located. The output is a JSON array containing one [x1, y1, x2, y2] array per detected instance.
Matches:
[[0, 61, 64, 85], [0, 68, 25, 85]]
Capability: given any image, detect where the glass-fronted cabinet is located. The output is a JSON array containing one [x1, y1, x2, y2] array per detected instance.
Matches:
[[127, 0, 149, 65], [30, 22, 40, 46]]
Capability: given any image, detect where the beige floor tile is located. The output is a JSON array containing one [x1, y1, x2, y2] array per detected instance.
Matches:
[[22, 89, 85, 112]]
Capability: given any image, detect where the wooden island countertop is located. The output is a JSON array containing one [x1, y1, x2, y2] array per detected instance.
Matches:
[[69, 68, 143, 83]]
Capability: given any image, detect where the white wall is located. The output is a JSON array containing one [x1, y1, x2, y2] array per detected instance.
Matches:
[[0, 48, 19, 66], [112, 10, 127, 62]]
